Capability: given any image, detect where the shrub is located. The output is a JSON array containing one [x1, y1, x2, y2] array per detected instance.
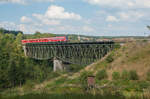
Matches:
[[129, 70, 139, 80], [23, 80, 35, 91], [79, 71, 93, 90], [146, 70, 150, 81], [69, 64, 85, 72], [106, 54, 114, 63], [96, 69, 107, 80], [138, 81, 150, 89], [112, 72, 120, 80], [55, 77, 67, 85], [79, 71, 93, 85], [142, 39, 148, 42], [47, 72, 60, 80], [114, 43, 121, 49], [121, 70, 130, 80]]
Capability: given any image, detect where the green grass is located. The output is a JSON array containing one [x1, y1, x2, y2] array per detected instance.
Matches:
[[0, 93, 125, 99], [2, 93, 150, 99]]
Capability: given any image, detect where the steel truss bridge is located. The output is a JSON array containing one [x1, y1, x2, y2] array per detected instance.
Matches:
[[23, 41, 114, 65]]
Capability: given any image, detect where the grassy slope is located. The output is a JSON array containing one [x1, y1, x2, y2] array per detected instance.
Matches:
[[1, 41, 150, 96], [42, 41, 150, 92], [107, 41, 150, 80]]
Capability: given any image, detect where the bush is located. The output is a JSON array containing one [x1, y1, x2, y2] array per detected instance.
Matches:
[[146, 70, 150, 81], [114, 43, 121, 49], [79, 71, 93, 85], [79, 71, 93, 91], [106, 54, 114, 63], [47, 72, 60, 80], [138, 81, 150, 89], [23, 80, 35, 91], [55, 77, 67, 85], [142, 39, 148, 42], [96, 69, 107, 80], [112, 72, 120, 80], [121, 70, 130, 81], [69, 64, 85, 73], [129, 70, 138, 80]]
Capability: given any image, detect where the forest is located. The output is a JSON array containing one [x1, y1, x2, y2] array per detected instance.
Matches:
[[0, 30, 57, 89]]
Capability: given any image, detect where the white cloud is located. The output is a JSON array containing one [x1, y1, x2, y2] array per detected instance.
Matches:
[[0, 0, 54, 4], [0, 21, 19, 30], [18, 5, 82, 34], [85, 0, 150, 8], [32, 14, 43, 20], [42, 19, 60, 25], [31, 0, 54, 2], [0, 21, 95, 34], [20, 16, 32, 23], [104, 11, 145, 22], [0, 0, 25, 4], [118, 11, 144, 21], [106, 16, 118, 22], [107, 24, 112, 28], [82, 26, 95, 32], [0, 21, 35, 33], [45, 5, 82, 20], [32, 13, 61, 25], [18, 24, 26, 32], [18, 24, 44, 33], [32, 5, 82, 26], [33, 5, 81, 20]]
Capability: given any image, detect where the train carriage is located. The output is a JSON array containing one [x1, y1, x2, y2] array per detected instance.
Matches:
[[22, 36, 68, 44]]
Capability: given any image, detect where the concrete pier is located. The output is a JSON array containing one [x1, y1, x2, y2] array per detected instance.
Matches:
[[23, 46, 27, 56], [53, 58, 64, 72]]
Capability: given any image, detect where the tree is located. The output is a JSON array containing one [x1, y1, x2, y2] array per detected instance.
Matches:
[[147, 26, 150, 37], [147, 25, 150, 30], [0, 31, 54, 89], [0, 27, 5, 34], [8, 59, 18, 87]]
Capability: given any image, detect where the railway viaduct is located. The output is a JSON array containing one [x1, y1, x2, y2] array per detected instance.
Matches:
[[23, 41, 114, 71]]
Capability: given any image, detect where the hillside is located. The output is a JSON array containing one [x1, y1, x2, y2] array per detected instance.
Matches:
[[107, 41, 150, 80], [1, 41, 150, 98], [31, 41, 150, 96]]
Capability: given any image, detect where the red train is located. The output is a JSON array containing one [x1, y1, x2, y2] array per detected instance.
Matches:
[[22, 36, 68, 44]]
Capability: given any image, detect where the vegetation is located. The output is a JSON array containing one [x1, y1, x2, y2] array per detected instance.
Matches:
[[0, 93, 125, 99], [79, 71, 93, 89], [146, 69, 150, 81], [106, 54, 114, 63], [129, 70, 139, 80], [121, 70, 130, 80], [1, 28, 150, 99], [112, 72, 120, 80], [96, 69, 107, 80], [0, 28, 23, 35], [0, 31, 55, 89]]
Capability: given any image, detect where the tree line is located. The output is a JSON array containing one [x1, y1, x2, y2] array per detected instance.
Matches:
[[0, 31, 54, 89]]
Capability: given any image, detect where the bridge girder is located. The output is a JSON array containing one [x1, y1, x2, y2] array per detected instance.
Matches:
[[24, 42, 114, 65]]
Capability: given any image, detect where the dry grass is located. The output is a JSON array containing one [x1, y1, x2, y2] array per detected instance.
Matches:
[[11, 41, 150, 94], [107, 41, 150, 80], [33, 41, 150, 90]]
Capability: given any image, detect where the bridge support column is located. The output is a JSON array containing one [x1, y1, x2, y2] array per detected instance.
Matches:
[[23, 46, 27, 56], [53, 57, 64, 72]]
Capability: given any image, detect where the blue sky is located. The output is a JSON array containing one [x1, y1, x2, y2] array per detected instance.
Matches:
[[0, 0, 150, 36]]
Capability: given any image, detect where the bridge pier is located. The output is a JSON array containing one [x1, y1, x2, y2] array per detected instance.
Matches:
[[53, 57, 64, 72], [23, 46, 27, 56]]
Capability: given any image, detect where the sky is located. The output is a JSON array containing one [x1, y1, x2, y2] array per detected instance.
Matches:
[[0, 0, 150, 36]]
